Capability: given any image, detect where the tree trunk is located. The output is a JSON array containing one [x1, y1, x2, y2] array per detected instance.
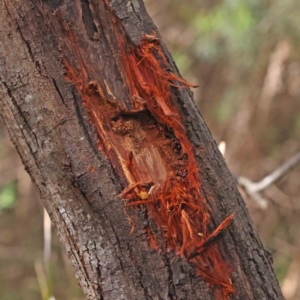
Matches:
[[0, 0, 284, 299]]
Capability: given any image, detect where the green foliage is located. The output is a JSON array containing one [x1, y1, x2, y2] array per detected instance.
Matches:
[[194, 1, 256, 61], [176, 0, 300, 68], [213, 86, 243, 122], [0, 182, 17, 211], [275, 255, 291, 282], [173, 51, 190, 73]]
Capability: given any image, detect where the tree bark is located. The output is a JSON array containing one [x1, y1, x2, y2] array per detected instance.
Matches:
[[0, 0, 284, 299]]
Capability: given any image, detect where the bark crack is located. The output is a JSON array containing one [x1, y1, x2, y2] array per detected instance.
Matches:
[[1, 81, 39, 154], [95, 249, 105, 300], [80, 0, 99, 41], [15, 23, 35, 63], [163, 254, 178, 300], [129, 0, 142, 22], [51, 77, 67, 106]]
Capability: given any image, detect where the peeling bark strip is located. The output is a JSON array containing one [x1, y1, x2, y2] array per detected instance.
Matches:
[[63, 3, 233, 298]]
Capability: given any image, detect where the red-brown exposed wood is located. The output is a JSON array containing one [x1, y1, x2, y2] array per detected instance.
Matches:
[[63, 15, 234, 297]]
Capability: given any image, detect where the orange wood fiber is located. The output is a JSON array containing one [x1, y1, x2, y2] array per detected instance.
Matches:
[[116, 32, 235, 299], [62, 20, 234, 298]]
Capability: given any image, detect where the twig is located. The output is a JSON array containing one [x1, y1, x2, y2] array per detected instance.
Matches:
[[235, 151, 300, 208], [43, 208, 51, 271]]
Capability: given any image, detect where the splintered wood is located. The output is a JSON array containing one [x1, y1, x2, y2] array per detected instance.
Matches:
[[63, 25, 234, 299], [118, 32, 234, 299]]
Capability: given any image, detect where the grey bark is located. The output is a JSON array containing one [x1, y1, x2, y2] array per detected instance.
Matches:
[[0, 0, 284, 299]]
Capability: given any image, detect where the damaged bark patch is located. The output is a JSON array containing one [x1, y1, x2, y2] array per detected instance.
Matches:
[[62, 23, 234, 300], [115, 31, 234, 299]]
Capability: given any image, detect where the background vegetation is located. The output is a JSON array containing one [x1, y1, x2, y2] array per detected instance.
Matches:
[[1, 0, 299, 299]]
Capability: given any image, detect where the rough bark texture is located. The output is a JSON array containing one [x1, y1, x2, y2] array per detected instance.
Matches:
[[0, 0, 284, 299]]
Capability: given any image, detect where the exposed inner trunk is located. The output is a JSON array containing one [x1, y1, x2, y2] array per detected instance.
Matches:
[[64, 19, 234, 299]]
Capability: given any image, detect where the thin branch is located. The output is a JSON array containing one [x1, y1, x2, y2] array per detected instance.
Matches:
[[235, 151, 300, 208], [43, 208, 51, 271], [251, 151, 300, 192]]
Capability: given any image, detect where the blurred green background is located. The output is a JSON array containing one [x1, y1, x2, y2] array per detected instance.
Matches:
[[1, 0, 300, 299]]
